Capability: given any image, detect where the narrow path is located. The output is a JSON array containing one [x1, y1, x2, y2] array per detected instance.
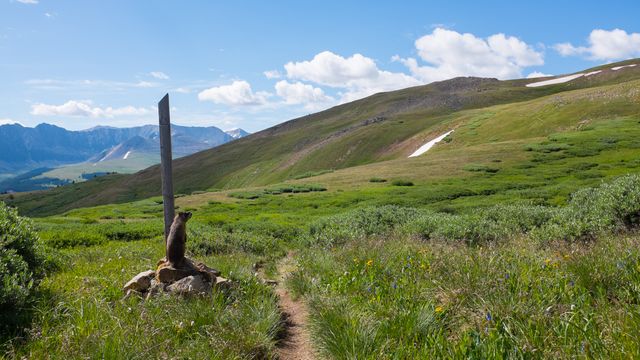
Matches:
[[260, 252, 315, 360]]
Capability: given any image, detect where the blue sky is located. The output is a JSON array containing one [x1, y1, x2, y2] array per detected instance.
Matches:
[[1, 0, 640, 132]]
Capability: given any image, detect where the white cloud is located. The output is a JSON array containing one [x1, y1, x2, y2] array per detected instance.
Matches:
[[285, 51, 379, 87], [16, 0, 38, 4], [554, 28, 640, 61], [24, 78, 159, 91], [134, 81, 156, 88], [526, 71, 553, 78], [30, 100, 151, 118], [395, 28, 543, 83], [0, 118, 23, 126], [173, 87, 191, 94], [150, 71, 170, 80], [283, 51, 421, 102], [264, 70, 281, 79], [275, 80, 334, 110], [198, 80, 269, 106]]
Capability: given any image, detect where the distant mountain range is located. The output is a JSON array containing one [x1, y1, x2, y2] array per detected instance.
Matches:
[[0, 123, 248, 192]]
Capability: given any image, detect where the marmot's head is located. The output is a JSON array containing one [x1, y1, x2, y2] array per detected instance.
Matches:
[[177, 211, 192, 222]]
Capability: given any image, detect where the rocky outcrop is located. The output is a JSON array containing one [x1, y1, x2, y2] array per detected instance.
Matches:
[[122, 257, 229, 299]]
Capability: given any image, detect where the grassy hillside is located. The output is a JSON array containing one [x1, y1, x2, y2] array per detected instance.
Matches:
[[4, 59, 640, 217], [3, 60, 640, 357]]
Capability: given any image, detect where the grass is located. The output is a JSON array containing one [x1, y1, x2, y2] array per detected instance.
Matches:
[[289, 235, 640, 358], [2, 239, 283, 359]]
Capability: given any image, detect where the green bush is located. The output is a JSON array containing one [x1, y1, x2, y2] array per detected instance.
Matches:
[[0, 203, 56, 332], [391, 180, 414, 186], [369, 177, 387, 183], [229, 191, 263, 200], [188, 225, 284, 256], [309, 205, 420, 246], [463, 164, 500, 173], [40, 229, 105, 248], [291, 169, 333, 180], [533, 174, 640, 242], [403, 205, 553, 244], [38, 221, 162, 249]]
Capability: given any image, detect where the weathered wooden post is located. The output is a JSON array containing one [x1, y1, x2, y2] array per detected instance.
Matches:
[[158, 94, 175, 244]]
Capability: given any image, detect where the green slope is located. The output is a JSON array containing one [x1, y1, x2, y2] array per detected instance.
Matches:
[[4, 59, 640, 216]]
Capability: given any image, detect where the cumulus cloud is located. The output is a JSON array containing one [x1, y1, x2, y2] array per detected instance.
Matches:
[[0, 118, 23, 126], [150, 71, 170, 80], [554, 28, 640, 61], [285, 51, 379, 87], [198, 80, 270, 106], [394, 28, 543, 83], [526, 71, 553, 78], [283, 51, 421, 102], [31, 100, 151, 118], [264, 70, 281, 79], [275, 80, 335, 109]]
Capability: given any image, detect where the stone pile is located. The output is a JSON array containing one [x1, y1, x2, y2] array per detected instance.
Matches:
[[123, 257, 231, 299]]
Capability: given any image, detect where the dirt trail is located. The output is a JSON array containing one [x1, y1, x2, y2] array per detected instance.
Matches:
[[261, 252, 315, 360]]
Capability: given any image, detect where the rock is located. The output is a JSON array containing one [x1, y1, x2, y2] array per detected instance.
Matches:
[[195, 262, 220, 283], [214, 276, 233, 290], [156, 265, 199, 283], [167, 275, 210, 295], [122, 288, 143, 301], [123, 270, 155, 292], [145, 279, 167, 300]]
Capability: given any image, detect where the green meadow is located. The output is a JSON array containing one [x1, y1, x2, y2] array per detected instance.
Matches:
[[2, 63, 640, 358]]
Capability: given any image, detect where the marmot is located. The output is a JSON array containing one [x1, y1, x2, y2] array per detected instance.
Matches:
[[166, 211, 192, 268]]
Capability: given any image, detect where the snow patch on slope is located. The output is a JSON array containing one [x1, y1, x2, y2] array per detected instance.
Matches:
[[409, 130, 454, 158], [612, 64, 637, 71], [526, 73, 586, 87]]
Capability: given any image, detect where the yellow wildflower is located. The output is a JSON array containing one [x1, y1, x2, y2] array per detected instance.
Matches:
[[366, 259, 373, 266], [435, 306, 444, 313], [544, 258, 552, 265]]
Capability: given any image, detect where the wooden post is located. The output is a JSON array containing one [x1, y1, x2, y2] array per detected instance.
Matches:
[[158, 94, 175, 245]]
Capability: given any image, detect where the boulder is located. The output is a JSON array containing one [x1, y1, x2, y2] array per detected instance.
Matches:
[[156, 265, 199, 283], [123, 270, 155, 292], [167, 275, 210, 296], [195, 262, 220, 283]]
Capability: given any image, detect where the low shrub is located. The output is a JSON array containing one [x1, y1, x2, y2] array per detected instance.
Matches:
[[463, 164, 499, 173], [188, 225, 284, 256], [369, 177, 387, 183], [309, 205, 420, 246], [391, 180, 414, 186], [38, 221, 162, 248], [232, 184, 327, 199], [291, 169, 333, 180], [533, 174, 640, 242], [0, 202, 56, 333], [404, 204, 554, 244], [229, 191, 263, 200]]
